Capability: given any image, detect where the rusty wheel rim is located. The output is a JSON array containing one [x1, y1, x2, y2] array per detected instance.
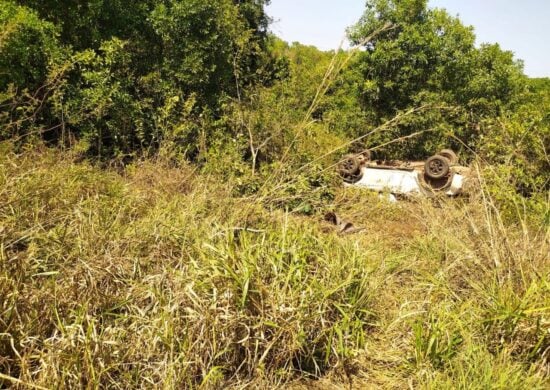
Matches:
[[428, 159, 446, 176], [342, 158, 356, 172]]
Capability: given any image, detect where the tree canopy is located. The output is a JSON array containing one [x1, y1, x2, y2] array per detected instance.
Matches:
[[0, 0, 546, 196], [347, 0, 526, 156], [1, 0, 280, 156]]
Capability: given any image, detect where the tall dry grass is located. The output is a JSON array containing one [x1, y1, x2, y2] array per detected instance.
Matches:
[[0, 145, 548, 389]]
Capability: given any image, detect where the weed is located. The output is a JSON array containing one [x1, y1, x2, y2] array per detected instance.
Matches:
[[0, 148, 548, 388]]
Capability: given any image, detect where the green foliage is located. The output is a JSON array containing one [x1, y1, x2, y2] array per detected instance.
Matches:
[[476, 78, 549, 224], [0, 1, 72, 143], [411, 313, 463, 369], [16, 0, 159, 51], [0, 1, 63, 90], [348, 0, 525, 158], [151, 0, 241, 106], [350, 0, 475, 120], [2, 0, 279, 158], [60, 40, 155, 157]]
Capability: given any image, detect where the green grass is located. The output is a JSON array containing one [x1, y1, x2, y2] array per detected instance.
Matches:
[[0, 146, 548, 389]]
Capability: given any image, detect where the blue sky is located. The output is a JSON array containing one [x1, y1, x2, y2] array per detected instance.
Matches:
[[266, 0, 549, 77]]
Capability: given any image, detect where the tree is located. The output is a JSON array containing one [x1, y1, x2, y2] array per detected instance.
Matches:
[[16, 0, 276, 98], [3, 0, 279, 158], [348, 0, 525, 158], [0, 1, 63, 91], [0, 1, 68, 142], [16, 0, 160, 51]]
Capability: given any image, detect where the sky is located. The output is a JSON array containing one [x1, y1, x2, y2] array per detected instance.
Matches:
[[266, 0, 550, 78]]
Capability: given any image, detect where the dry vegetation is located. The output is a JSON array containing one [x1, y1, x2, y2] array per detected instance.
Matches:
[[0, 145, 548, 389], [2, 1, 549, 388]]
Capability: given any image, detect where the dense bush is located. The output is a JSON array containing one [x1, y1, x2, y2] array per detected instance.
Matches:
[[0, 1, 67, 141], [1, 0, 280, 158], [347, 0, 526, 158]]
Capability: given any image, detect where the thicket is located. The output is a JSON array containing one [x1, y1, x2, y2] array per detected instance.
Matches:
[[1, 0, 548, 185], [0, 145, 548, 389], [1, 0, 283, 158], [3, 0, 545, 199]]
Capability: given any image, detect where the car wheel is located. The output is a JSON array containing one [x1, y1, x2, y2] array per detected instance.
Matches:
[[424, 155, 449, 179], [361, 149, 372, 161], [438, 149, 458, 164], [339, 155, 360, 176]]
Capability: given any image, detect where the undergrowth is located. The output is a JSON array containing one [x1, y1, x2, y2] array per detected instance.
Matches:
[[0, 146, 548, 389]]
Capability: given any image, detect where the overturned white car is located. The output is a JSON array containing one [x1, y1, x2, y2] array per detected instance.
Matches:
[[338, 149, 470, 197]]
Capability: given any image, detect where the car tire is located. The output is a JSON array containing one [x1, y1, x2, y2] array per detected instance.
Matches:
[[361, 149, 372, 161], [438, 149, 458, 164], [339, 155, 360, 176], [424, 155, 450, 179]]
